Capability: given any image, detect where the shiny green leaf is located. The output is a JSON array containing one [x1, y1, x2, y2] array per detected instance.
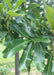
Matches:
[[28, 3, 40, 10], [42, 56, 53, 75], [45, 4, 54, 30], [19, 42, 33, 71], [27, 13, 37, 20], [0, 31, 7, 41], [7, 10, 21, 16], [14, 0, 25, 10], [0, 3, 3, 13], [11, 23, 29, 38], [33, 43, 45, 72], [22, 19, 37, 37], [4, 0, 12, 9], [33, 36, 51, 43], [2, 39, 28, 58]]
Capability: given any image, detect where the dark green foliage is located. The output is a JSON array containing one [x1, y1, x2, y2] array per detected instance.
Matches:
[[0, 66, 9, 75], [0, 0, 54, 75]]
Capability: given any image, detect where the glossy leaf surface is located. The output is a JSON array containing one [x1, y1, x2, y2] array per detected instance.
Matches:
[[4, 0, 12, 9], [0, 3, 3, 13], [33, 36, 51, 43], [2, 39, 28, 58], [0, 31, 7, 41], [19, 42, 33, 71], [27, 3, 40, 10], [7, 10, 21, 16], [14, 0, 25, 10], [11, 23, 29, 38], [42, 56, 53, 75], [45, 4, 54, 30], [34, 43, 45, 72]]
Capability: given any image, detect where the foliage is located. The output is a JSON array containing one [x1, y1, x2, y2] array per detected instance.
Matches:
[[0, 0, 54, 75], [45, 3, 54, 30], [0, 66, 9, 75]]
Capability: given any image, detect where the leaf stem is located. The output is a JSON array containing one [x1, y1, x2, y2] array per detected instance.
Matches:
[[6, 15, 10, 23]]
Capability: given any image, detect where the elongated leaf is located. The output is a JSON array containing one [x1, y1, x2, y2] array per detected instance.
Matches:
[[7, 10, 21, 16], [11, 23, 29, 38], [42, 56, 53, 75], [33, 36, 51, 43], [22, 19, 37, 37], [33, 43, 45, 72], [2, 39, 28, 58], [27, 3, 40, 10], [33, 8, 40, 18], [27, 13, 37, 20], [0, 31, 7, 41], [15, 17, 36, 37], [24, 24, 36, 37], [0, 3, 3, 13], [4, 0, 12, 9], [14, 0, 25, 10], [45, 4, 54, 30], [19, 42, 33, 71]]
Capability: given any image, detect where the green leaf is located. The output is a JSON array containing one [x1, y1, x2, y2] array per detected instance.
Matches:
[[33, 36, 51, 43], [33, 43, 45, 72], [4, 0, 12, 9], [11, 17, 36, 38], [0, 31, 7, 41], [14, 0, 25, 10], [32, 8, 40, 18], [4, 33, 14, 45], [2, 39, 28, 58], [27, 3, 40, 10], [27, 13, 37, 20], [19, 42, 33, 71], [0, 3, 3, 13], [42, 56, 53, 75], [45, 4, 54, 30], [7, 10, 21, 16], [11, 23, 29, 38], [22, 19, 37, 37]]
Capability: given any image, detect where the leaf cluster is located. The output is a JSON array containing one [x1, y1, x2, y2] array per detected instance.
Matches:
[[0, 0, 54, 74]]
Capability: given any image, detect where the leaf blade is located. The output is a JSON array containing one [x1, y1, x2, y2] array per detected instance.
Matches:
[[19, 42, 33, 71], [42, 56, 53, 75], [4, 0, 12, 9], [45, 4, 54, 30], [7, 10, 21, 16], [0, 31, 7, 41], [33, 43, 45, 72], [2, 39, 28, 58], [11, 23, 29, 38], [27, 3, 40, 10], [0, 3, 3, 13], [14, 0, 25, 10], [33, 36, 51, 43]]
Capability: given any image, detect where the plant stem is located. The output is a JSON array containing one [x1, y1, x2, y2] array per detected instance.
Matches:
[[15, 52, 19, 75], [6, 15, 10, 23]]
